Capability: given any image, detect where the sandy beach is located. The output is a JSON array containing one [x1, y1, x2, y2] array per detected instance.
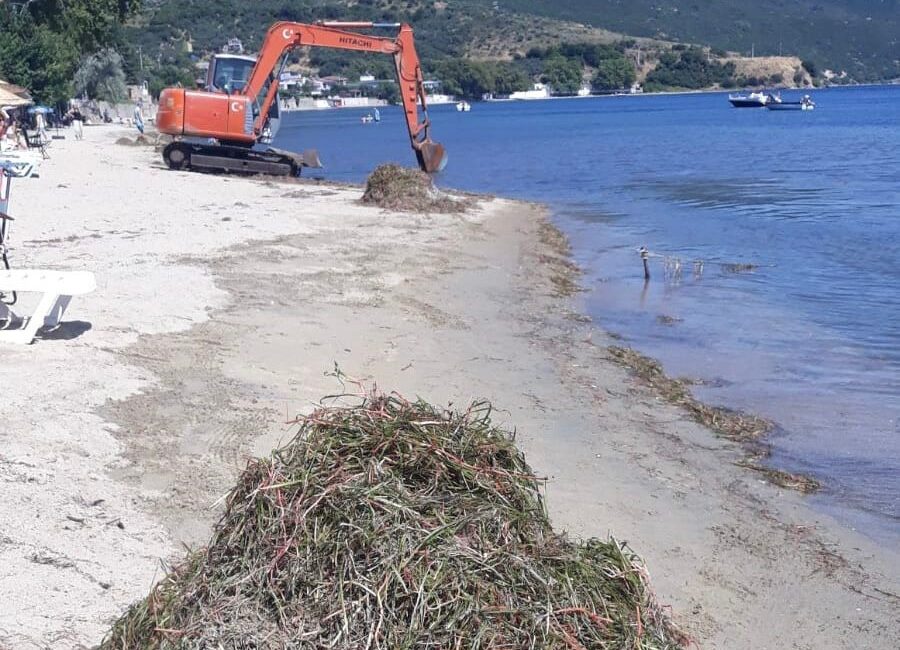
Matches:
[[1, 125, 898, 649]]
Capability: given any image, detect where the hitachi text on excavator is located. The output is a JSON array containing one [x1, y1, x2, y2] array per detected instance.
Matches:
[[155, 21, 447, 176]]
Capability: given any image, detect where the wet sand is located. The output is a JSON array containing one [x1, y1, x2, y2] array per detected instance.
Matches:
[[1, 125, 898, 648]]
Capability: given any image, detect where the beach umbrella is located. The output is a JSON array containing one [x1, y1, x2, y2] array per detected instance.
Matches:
[[27, 105, 52, 114], [0, 80, 30, 96], [0, 87, 31, 108]]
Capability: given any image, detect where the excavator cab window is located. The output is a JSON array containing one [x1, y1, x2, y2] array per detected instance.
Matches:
[[254, 74, 274, 117], [207, 55, 255, 94]]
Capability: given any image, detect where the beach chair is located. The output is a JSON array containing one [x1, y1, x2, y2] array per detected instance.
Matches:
[[0, 154, 38, 178], [1, 167, 15, 304], [0, 153, 39, 178], [25, 130, 49, 160], [0, 270, 97, 344], [0, 171, 96, 344], [1, 168, 11, 274], [0, 167, 9, 213]]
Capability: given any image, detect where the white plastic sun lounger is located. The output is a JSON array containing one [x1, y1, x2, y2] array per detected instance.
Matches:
[[0, 153, 39, 178], [0, 160, 35, 178], [0, 270, 96, 344]]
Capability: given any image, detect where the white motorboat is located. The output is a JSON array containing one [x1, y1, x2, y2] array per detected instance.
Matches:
[[767, 94, 815, 111], [728, 91, 781, 108]]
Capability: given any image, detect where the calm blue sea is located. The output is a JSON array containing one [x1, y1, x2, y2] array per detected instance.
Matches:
[[275, 85, 900, 542]]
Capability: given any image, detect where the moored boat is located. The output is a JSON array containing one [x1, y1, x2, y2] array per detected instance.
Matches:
[[729, 91, 781, 108], [729, 91, 770, 107], [766, 95, 815, 111]]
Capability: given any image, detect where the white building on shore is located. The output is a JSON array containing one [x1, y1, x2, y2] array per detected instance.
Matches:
[[509, 83, 552, 100]]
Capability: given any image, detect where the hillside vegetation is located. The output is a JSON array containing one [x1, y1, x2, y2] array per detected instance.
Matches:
[[3, 0, 889, 104], [0, 0, 142, 104], [124, 0, 821, 101], [126, 0, 645, 98], [483, 0, 899, 82]]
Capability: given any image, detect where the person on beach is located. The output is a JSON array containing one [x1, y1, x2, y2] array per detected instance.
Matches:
[[0, 107, 9, 150], [70, 107, 84, 140], [0, 110, 28, 151], [133, 101, 144, 135], [34, 109, 48, 142]]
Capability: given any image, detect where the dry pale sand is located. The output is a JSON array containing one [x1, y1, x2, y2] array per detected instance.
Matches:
[[1, 126, 898, 649]]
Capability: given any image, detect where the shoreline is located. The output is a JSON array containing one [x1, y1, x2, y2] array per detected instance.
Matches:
[[288, 82, 890, 114], [2, 126, 898, 648], [104, 156, 830, 499]]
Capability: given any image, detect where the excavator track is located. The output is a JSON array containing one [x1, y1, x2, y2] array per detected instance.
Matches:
[[162, 141, 321, 176]]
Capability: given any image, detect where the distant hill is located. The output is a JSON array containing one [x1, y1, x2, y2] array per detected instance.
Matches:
[[124, 0, 891, 100], [133, 0, 897, 82], [131, 0, 625, 63], [481, 0, 899, 81]]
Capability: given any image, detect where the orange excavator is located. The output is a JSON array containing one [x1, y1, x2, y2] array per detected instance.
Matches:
[[156, 21, 446, 176]]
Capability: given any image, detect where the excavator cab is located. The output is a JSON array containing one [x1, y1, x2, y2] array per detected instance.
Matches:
[[206, 54, 254, 94], [206, 54, 281, 142]]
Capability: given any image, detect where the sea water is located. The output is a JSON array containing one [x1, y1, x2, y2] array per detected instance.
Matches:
[[275, 85, 900, 542]]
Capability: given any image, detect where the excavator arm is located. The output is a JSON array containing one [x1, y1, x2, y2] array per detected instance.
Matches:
[[246, 21, 445, 173]]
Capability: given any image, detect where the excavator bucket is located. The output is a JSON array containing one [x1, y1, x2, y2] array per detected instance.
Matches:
[[299, 149, 323, 169], [415, 141, 447, 174], [264, 147, 323, 175]]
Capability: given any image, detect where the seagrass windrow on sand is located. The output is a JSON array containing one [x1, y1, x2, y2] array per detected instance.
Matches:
[[361, 163, 468, 212], [101, 391, 687, 649]]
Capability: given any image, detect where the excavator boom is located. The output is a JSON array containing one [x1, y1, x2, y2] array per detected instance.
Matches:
[[156, 21, 446, 174]]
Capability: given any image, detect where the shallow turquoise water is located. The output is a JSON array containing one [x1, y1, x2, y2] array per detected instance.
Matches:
[[276, 85, 900, 542]]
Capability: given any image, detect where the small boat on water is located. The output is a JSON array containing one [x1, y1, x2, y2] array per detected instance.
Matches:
[[456, 101, 471, 112], [361, 108, 382, 124], [767, 95, 815, 111], [728, 91, 780, 108]]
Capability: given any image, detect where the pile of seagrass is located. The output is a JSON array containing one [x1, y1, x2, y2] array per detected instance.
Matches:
[[114, 135, 154, 147], [101, 392, 686, 649], [361, 164, 466, 213]]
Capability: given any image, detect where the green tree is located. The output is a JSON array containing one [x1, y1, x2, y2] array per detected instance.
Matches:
[[645, 47, 736, 90], [493, 65, 529, 95], [74, 48, 128, 102], [432, 60, 495, 99], [147, 62, 196, 99], [0, 12, 78, 104], [540, 54, 582, 94], [374, 82, 400, 105], [27, 0, 142, 53], [592, 58, 636, 91], [0, 1, 141, 104]]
